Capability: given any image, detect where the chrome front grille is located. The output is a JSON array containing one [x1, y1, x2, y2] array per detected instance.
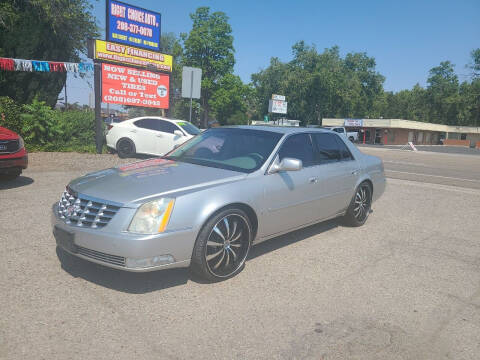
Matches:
[[58, 189, 121, 229], [77, 246, 126, 267]]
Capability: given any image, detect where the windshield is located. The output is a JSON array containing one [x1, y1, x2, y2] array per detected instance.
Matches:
[[166, 128, 283, 173], [176, 121, 201, 135]]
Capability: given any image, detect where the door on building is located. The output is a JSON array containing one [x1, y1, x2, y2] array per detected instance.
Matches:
[[375, 129, 382, 144], [425, 132, 431, 144], [408, 131, 414, 143], [417, 132, 424, 144]]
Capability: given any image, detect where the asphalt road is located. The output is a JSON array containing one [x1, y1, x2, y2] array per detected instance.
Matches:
[[1, 151, 480, 359], [361, 146, 480, 189], [359, 144, 480, 156]]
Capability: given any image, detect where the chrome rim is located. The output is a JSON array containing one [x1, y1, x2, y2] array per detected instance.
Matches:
[[205, 214, 251, 277], [353, 184, 371, 222], [119, 140, 133, 155]]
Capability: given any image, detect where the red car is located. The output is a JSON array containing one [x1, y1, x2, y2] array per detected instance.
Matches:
[[0, 126, 28, 180]]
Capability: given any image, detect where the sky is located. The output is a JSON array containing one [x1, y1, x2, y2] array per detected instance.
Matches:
[[65, 0, 480, 106]]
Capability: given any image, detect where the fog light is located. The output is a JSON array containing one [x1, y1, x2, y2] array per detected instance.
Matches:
[[126, 254, 175, 268]]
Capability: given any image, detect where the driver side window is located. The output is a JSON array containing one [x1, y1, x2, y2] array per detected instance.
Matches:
[[278, 134, 315, 167]]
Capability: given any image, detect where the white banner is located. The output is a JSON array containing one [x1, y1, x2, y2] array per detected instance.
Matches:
[[269, 99, 287, 114]]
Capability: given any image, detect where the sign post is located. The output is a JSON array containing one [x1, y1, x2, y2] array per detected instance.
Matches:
[[182, 66, 202, 124], [94, 63, 103, 153]]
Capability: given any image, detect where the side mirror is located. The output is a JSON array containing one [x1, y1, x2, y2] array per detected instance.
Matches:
[[269, 157, 303, 174], [174, 130, 184, 137]]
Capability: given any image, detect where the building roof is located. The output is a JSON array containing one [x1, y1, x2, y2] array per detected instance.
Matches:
[[322, 118, 480, 134], [226, 125, 330, 135]]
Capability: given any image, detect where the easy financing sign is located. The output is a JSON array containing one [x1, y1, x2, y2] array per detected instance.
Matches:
[[101, 63, 169, 109], [95, 40, 172, 72], [106, 0, 161, 51]]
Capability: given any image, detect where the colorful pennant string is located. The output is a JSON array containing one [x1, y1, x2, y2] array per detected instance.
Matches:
[[0, 57, 93, 73]]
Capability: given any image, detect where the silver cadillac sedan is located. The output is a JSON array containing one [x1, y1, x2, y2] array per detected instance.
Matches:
[[52, 126, 385, 281]]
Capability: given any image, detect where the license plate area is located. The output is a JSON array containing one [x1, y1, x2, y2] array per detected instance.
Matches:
[[54, 226, 77, 253]]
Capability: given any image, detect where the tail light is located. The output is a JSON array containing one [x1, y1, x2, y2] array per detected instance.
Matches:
[[107, 124, 113, 131]]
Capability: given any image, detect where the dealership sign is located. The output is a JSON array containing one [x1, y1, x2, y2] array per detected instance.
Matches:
[[95, 40, 172, 72], [101, 63, 169, 108], [106, 0, 161, 51]]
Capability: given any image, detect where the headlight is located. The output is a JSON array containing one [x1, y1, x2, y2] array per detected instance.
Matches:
[[128, 198, 175, 234], [18, 136, 24, 149]]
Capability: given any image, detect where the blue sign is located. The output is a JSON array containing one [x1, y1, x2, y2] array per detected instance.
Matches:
[[106, 0, 161, 51]]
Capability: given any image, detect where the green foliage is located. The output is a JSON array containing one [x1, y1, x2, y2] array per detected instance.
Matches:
[[0, 0, 99, 106], [226, 111, 248, 125], [181, 7, 235, 127], [21, 98, 62, 145], [469, 48, 480, 79], [0, 96, 22, 133], [209, 74, 250, 125], [252, 43, 385, 126], [4, 96, 98, 151], [252, 44, 480, 127]]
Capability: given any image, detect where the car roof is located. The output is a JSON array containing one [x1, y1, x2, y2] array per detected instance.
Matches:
[[126, 116, 190, 124], [224, 125, 332, 135]]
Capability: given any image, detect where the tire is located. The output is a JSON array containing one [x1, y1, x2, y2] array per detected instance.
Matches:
[[191, 208, 252, 282], [116, 138, 136, 158], [344, 181, 372, 227]]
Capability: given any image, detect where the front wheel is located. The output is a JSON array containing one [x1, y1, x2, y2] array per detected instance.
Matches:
[[191, 208, 252, 282], [344, 182, 372, 227]]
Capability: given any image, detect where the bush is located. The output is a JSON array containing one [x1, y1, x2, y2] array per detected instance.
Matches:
[[21, 98, 62, 145], [0, 96, 22, 134]]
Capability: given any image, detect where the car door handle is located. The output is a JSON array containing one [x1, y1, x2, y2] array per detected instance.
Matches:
[[352, 169, 360, 175], [156, 134, 163, 137], [130, 130, 137, 133], [309, 177, 318, 184]]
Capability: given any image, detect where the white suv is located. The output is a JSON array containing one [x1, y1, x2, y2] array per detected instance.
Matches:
[[106, 117, 201, 158]]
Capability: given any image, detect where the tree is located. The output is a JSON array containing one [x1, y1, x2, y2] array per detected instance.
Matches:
[[251, 43, 385, 125], [0, 0, 99, 107], [468, 48, 480, 79], [426, 61, 459, 124], [160, 32, 184, 116], [181, 7, 235, 127], [209, 74, 251, 125]]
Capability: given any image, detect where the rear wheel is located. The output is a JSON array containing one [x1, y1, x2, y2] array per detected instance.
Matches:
[[116, 138, 136, 158], [344, 182, 372, 226], [191, 208, 252, 282]]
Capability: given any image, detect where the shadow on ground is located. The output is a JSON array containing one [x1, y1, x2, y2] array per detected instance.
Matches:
[[57, 218, 341, 294], [0, 176, 34, 190]]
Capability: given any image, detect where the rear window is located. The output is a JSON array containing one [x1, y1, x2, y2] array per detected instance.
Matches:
[[312, 133, 340, 163], [176, 121, 201, 135]]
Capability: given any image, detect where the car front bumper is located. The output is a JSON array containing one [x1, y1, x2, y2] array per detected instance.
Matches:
[[0, 149, 28, 174], [51, 203, 195, 272]]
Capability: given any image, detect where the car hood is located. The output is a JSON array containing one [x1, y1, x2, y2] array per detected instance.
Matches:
[[68, 158, 246, 207], [0, 127, 19, 140]]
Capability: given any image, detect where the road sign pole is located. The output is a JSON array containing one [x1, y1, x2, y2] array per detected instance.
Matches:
[[94, 62, 103, 154], [189, 71, 193, 123]]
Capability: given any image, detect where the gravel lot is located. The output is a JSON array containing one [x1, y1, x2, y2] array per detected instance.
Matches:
[[1, 150, 480, 359]]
